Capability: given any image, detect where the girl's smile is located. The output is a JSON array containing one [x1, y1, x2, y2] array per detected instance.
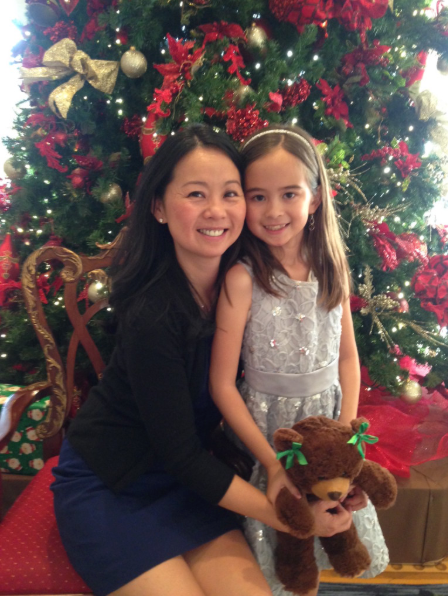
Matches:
[[244, 147, 320, 257]]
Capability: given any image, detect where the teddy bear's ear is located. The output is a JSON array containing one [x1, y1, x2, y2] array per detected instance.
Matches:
[[273, 428, 304, 452], [350, 417, 370, 434]]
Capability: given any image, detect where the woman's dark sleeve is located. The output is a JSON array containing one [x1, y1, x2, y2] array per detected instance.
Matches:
[[122, 311, 235, 504]]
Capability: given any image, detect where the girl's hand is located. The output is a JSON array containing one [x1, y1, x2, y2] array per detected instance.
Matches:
[[342, 485, 368, 512], [266, 461, 301, 505], [310, 500, 353, 537]]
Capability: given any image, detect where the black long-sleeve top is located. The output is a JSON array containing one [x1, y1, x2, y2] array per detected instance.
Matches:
[[67, 277, 235, 504]]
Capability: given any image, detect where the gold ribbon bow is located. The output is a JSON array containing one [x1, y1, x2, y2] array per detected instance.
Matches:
[[20, 38, 119, 119]]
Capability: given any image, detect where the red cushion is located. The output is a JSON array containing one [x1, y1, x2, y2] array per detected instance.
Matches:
[[0, 456, 91, 595]]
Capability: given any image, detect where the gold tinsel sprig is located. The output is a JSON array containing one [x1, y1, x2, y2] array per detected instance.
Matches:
[[357, 267, 448, 351], [358, 266, 400, 347]]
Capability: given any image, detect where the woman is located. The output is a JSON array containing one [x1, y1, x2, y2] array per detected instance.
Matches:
[[51, 124, 353, 596]]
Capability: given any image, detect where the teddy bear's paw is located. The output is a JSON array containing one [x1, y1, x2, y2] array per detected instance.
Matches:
[[329, 546, 371, 578], [279, 576, 319, 595]]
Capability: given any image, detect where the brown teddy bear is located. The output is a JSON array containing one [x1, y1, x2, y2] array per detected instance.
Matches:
[[273, 416, 397, 594]]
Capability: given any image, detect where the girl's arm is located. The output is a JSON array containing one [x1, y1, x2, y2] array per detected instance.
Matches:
[[210, 264, 278, 470], [210, 265, 300, 502], [338, 297, 361, 426]]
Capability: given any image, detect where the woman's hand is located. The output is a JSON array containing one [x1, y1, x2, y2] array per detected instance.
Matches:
[[342, 485, 368, 512], [266, 461, 301, 505], [309, 499, 353, 537]]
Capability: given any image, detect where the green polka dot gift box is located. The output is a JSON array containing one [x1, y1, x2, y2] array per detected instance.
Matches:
[[0, 384, 50, 475]]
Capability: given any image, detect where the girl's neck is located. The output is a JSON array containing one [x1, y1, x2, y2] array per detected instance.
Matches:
[[270, 245, 309, 281]]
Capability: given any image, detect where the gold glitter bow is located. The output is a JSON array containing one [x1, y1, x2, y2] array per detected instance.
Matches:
[[20, 38, 119, 119]]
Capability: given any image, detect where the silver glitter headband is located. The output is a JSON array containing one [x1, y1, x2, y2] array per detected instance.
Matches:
[[243, 129, 312, 149]]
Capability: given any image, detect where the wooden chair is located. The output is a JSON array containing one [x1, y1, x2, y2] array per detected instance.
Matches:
[[0, 235, 123, 596]]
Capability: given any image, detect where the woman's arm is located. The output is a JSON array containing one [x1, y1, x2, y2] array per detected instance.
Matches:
[[338, 297, 361, 426], [218, 473, 353, 537]]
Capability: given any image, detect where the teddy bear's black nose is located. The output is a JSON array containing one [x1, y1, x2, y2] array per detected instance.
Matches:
[[328, 491, 342, 501]]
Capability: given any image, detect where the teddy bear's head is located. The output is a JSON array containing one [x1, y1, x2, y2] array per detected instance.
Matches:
[[273, 416, 371, 501]]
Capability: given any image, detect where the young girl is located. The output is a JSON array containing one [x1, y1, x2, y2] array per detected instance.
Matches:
[[210, 125, 389, 595]]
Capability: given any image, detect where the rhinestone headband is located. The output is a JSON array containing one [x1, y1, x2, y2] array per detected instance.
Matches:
[[243, 129, 312, 149]]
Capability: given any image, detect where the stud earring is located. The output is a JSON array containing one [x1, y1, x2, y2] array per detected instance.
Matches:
[[159, 218, 164, 223], [309, 214, 315, 232]]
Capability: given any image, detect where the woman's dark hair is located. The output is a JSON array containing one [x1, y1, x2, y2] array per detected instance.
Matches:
[[109, 124, 243, 330]]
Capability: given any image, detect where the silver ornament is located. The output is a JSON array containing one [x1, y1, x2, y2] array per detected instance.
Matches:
[[120, 47, 148, 79], [100, 183, 123, 204], [87, 281, 109, 303]]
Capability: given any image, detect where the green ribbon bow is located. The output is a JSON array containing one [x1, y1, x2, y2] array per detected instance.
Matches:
[[276, 442, 308, 469], [347, 422, 378, 459]]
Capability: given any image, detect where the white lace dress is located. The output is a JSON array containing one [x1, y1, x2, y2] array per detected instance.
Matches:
[[236, 265, 389, 595]]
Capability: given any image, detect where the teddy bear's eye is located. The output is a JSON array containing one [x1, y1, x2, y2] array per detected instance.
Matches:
[[318, 476, 327, 481], [341, 472, 349, 478]]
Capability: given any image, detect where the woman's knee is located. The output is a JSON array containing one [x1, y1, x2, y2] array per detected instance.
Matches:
[[184, 530, 273, 595], [108, 556, 206, 596]]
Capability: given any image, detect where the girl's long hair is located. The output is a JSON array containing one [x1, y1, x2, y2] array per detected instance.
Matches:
[[241, 124, 350, 310], [109, 124, 243, 331]]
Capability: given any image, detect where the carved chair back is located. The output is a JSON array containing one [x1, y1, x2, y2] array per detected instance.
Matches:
[[19, 239, 121, 445]]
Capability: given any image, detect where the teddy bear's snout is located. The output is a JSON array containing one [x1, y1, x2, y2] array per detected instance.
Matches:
[[311, 477, 351, 501]]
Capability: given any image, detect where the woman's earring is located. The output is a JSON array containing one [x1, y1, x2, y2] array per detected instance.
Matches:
[[159, 218, 164, 223], [309, 214, 315, 232]]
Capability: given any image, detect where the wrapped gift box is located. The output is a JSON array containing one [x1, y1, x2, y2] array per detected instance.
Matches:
[[377, 457, 448, 564], [0, 384, 49, 476]]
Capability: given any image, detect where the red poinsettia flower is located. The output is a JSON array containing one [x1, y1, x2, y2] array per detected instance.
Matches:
[[411, 255, 448, 326], [154, 34, 204, 85], [316, 79, 353, 128], [394, 152, 422, 178], [335, 0, 389, 41], [222, 44, 251, 85], [198, 21, 247, 47], [350, 295, 368, 312], [267, 91, 283, 112], [35, 136, 68, 173]]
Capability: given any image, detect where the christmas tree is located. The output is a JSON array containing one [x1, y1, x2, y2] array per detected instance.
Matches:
[[1, 0, 448, 471]]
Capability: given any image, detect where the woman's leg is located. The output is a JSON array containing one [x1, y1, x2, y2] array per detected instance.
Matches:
[[184, 529, 273, 596], [108, 555, 206, 596]]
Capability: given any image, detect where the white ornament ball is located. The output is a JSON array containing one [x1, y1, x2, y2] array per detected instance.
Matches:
[[120, 47, 148, 79], [400, 380, 422, 404], [87, 281, 109, 303], [100, 183, 123, 204], [3, 158, 25, 180]]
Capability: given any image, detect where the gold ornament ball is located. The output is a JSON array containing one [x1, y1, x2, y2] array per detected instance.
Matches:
[[245, 23, 268, 50], [3, 158, 25, 180], [100, 183, 123, 204], [234, 84, 253, 105], [87, 281, 109, 303], [120, 47, 148, 79], [400, 380, 422, 404]]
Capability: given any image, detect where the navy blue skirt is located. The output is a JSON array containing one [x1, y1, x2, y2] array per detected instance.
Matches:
[[52, 440, 240, 596]]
